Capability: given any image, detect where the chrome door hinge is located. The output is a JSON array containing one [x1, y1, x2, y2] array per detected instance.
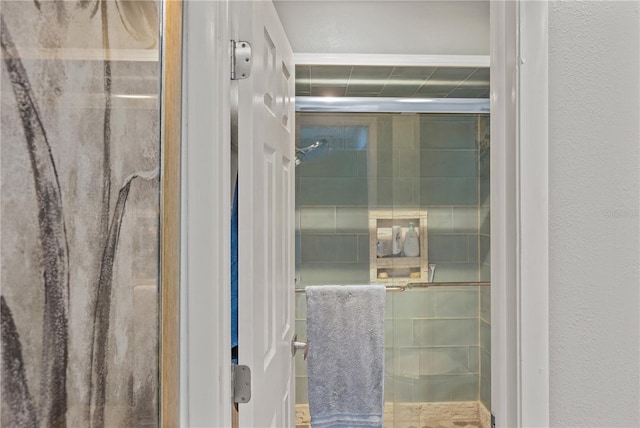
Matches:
[[231, 40, 252, 80], [231, 364, 251, 403]]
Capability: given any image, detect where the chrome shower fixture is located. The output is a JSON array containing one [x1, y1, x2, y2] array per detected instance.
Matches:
[[295, 138, 328, 166], [296, 138, 327, 155]]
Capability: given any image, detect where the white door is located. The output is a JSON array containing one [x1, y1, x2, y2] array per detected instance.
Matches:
[[234, 1, 296, 427]]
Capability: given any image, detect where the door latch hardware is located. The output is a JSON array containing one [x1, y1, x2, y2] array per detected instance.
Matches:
[[231, 40, 252, 80], [231, 364, 251, 403]]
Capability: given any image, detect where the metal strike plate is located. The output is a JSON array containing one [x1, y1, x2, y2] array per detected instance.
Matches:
[[231, 364, 251, 403]]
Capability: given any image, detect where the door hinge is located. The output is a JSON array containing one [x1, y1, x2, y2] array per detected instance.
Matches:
[[231, 364, 251, 403], [231, 40, 252, 80], [491, 413, 496, 428]]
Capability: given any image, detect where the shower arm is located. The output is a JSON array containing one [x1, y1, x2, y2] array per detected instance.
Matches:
[[295, 138, 328, 155], [295, 138, 328, 167]]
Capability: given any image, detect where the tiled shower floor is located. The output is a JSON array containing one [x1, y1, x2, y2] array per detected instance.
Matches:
[[297, 421, 480, 428], [398, 420, 480, 428], [296, 401, 491, 428]]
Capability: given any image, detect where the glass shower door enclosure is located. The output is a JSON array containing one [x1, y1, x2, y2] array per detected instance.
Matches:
[[294, 111, 491, 428]]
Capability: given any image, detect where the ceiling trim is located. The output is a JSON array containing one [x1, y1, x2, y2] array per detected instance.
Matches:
[[294, 53, 490, 67]]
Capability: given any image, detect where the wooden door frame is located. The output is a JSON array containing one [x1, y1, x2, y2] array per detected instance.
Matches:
[[160, 0, 183, 426]]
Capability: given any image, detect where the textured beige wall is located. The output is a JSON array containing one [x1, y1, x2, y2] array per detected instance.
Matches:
[[549, 1, 640, 426]]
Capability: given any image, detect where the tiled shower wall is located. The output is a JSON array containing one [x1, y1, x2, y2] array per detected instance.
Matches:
[[295, 113, 490, 406]]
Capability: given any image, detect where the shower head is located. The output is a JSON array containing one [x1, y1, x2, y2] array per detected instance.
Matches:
[[295, 138, 328, 166], [296, 138, 327, 155]]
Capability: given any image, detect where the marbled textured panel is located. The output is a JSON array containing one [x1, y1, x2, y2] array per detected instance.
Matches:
[[1, 1, 160, 426]]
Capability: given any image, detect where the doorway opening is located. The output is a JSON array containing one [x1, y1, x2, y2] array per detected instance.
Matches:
[[293, 64, 491, 428]]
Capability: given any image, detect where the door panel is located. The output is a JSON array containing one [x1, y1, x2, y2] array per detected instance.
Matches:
[[235, 1, 295, 426]]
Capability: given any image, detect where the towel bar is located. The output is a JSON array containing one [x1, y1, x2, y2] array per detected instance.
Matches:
[[295, 285, 405, 294], [407, 281, 491, 288], [294, 282, 490, 294]]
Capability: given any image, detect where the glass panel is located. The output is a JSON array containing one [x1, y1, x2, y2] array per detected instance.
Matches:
[[294, 108, 491, 427], [1, 1, 161, 426]]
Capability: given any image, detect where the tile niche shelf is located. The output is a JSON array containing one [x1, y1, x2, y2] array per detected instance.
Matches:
[[369, 209, 428, 284]]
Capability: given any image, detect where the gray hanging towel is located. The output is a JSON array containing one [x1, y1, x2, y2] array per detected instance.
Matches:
[[306, 285, 386, 428]]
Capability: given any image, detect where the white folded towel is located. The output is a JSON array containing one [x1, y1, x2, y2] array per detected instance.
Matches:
[[306, 285, 386, 428]]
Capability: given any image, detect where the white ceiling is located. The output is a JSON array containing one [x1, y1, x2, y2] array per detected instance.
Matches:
[[273, 1, 490, 56]]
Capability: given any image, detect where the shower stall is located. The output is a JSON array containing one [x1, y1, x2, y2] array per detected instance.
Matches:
[[293, 65, 491, 428]]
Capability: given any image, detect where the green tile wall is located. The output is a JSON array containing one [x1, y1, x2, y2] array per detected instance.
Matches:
[[479, 116, 491, 410], [298, 262, 370, 286], [480, 286, 491, 324], [469, 346, 480, 373], [416, 374, 479, 402], [428, 234, 473, 263], [393, 290, 436, 319], [295, 113, 490, 407], [435, 290, 479, 318], [391, 320, 414, 347], [453, 206, 482, 232], [420, 150, 479, 177], [297, 150, 363, 178], [414, 319, 479, 347], [420, 177, 479, 206], [420, 115, 479, 150], [299, 207, 335, 233], [469, 235, 480, 263], [480, 235, 491, 270], [480, 205, 490, 236], [297, 177, 368, 205], [395, 149, 421, 177], [418, 347, 474, 375], [301, 234, 359, 263], [336, 206, 368, 233], [425, 207, 454, 233], [480, 319, 491, 409], [427, 262, 479, 282]]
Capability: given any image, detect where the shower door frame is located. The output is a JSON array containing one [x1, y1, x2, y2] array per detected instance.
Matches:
[[293, 1, 550, 423]]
